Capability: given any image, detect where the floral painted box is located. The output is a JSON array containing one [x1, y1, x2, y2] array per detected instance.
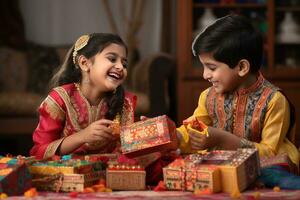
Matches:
[[120, 115, 178, 157], [186, 148, 260, 193], [0, 156, 32, 196], [163, 158, 221, 192]]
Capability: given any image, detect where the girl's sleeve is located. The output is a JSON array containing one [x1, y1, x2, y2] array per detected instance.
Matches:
[[30, 90, 66, 159], [254, 91, 290, 157], [177, 88, 212, 153]]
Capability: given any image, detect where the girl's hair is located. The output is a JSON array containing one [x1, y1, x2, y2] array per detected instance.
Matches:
[[50, 33, 128, 120], [192, 14, 263, 73]]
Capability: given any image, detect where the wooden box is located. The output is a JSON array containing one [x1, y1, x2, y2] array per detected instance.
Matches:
[[32, 170, 105, 192], [106, 164, 146, 190]]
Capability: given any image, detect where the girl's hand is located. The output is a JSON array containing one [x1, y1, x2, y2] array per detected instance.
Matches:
[[140, 115, 149, 121], [82, 119, 114, 145]]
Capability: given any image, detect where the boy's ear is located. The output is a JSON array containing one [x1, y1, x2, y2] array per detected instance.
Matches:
[[77, 55, 90, 72], [237, 59, 250, 77]]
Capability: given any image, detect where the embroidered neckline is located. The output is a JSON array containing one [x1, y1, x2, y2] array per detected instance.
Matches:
[[74, 83, 104, 123], [236, 72, 264, 96], [74, 83, 104, 107]]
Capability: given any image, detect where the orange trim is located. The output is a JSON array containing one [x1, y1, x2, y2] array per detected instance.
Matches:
[[251, 88, 273, 142], [233, 95, 248, 137], [207, 88, 216, 120], [216, 95, 225, 129]]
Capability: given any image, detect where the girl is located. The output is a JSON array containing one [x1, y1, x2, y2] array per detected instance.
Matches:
[[30, 33, 136, 159]]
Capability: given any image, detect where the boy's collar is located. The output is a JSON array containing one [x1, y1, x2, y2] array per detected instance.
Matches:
[[235, 71, 264, 96]]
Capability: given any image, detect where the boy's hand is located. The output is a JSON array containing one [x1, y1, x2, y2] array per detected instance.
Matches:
[[188, 127, 210, 150], [183, 116, 210, 150]]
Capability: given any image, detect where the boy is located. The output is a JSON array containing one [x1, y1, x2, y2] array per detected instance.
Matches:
[[176, 15, 299, 169]]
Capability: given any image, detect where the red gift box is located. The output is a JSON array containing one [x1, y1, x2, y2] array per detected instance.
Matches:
[[0, 157, 32, 196], [120, 115, 178, 157]]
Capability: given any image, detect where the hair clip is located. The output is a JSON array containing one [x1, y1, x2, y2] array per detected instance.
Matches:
[[73, 34, 90, 65]]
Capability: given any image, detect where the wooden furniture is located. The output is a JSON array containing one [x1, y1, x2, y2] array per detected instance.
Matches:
[[176, 0, 300, 145]]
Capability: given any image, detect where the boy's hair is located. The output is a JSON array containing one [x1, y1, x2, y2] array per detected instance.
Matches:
[[50, 33, 128, 120], [192, 14, 263, 73]]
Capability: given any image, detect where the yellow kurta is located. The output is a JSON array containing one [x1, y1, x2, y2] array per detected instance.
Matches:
[[178, 88, 300, 167]]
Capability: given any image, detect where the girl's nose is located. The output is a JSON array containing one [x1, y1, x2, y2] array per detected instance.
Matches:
[[115, 61, 124, 70]]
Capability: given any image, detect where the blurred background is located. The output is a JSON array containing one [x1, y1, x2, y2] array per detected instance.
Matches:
[[0, 0, 300, 155]]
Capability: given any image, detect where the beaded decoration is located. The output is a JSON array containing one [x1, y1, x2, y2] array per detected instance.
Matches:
[[72, 34, 90, 65]]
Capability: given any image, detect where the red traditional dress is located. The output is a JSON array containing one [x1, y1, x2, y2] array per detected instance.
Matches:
[[30, 83, 136, 159]]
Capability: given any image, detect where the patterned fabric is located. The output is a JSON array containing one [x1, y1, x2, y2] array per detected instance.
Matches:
[[30, 83, 136, 159], [177, 72, 299, 168], [206, 73, 278, 143]]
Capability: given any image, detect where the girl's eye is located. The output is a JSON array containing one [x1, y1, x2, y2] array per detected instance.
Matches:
[[122, 62, 128, 68], [108, 57, 116, 62]]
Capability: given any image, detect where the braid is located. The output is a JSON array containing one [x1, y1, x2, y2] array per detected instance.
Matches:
[[105, 85, 125, 120]]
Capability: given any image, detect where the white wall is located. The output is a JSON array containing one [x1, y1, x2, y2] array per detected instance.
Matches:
[[19, 0, 162, 58]]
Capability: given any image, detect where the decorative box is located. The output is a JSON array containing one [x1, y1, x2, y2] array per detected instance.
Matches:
[[28, 155, 108, 192], [120, 115, 178, 157], [28, 159, 95, 176], [106, 163, 146, 190], [0, 156, 32, 196], [186, 148, 260, 193], [163, 158, 185, 190], [163, 158, 221, 192], [33, 170, 105, 192], [185, 165, 221, 192]]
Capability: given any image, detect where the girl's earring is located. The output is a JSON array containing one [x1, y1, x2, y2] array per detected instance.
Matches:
[[82, 76, 90, 84]]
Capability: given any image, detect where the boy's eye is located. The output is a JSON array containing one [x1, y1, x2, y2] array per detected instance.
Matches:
[[206, 64, 216, 71]]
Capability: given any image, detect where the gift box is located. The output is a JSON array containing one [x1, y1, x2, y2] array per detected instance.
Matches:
[[186, 148, 260, 193], [185, 165, 221, 192], [106, 163, 146, 190], [28, 154, 108, 192], [120, 115, 178, 157], [163, 158, 221, 192], [28, 159, 96, 175], [0, 156, 32, 196], [163, 159, 185, 191], [32, 170, 105, 192]]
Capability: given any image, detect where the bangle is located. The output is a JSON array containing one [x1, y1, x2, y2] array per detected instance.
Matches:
[[239, 138, 255, 148]]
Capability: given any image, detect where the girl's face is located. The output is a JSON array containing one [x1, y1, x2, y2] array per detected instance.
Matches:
[[88, 43, 127, 92], [199, 53, 241, 94]]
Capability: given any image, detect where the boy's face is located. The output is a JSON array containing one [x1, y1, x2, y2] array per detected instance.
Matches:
[[199, 53, 241, 94]]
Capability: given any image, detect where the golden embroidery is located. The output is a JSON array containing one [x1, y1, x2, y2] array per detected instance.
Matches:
[[43, 96, 65, 121], [54, 87, 81, 131], [121, 96, 134, 126], [43, 138, 65, 159], [74, 83, 104, 124]]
